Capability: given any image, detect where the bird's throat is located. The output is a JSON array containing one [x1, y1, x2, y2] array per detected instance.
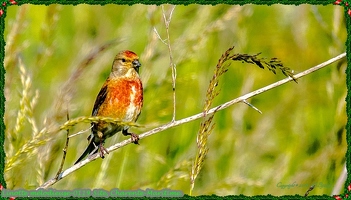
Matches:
[[110, 68, 138, 79]]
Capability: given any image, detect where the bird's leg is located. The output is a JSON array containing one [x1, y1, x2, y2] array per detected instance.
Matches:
[[122, 129, 139, 144], [97, 131, 109, 159], [99, 143, 109, 159]]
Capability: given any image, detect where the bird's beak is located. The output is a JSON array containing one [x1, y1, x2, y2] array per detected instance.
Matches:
[[133, 60, 141, 73]]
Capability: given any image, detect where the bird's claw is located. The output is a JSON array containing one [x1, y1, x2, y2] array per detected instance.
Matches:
[[99, 144, 109, 159], [130, 133, 139, 145]]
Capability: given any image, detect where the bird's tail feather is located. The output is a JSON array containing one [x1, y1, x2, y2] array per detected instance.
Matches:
[[74, 137, 98, 164]]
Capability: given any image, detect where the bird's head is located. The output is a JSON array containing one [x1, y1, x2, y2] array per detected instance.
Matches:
[[111, 50, 141, 76]]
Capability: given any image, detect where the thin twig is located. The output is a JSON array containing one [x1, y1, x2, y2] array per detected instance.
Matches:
[[37, 52, 346, 189], [68, 125, 92, 138], [55, 110, 70, 180], [242, 100, 262, 114], [153, 27, 168, 45], [161, 5, 177, 122]]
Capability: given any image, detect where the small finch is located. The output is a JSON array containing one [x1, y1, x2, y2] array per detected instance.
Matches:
[[74, 50, 143, 164]]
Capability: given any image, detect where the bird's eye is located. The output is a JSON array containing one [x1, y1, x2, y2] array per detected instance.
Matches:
[[121, 58, 126, 62]]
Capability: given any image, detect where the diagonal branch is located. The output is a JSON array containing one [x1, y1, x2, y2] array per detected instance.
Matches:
[[37, 52, 346, 189]]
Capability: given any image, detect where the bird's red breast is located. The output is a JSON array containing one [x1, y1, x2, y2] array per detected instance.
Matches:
[[97, 76, 143, 122]]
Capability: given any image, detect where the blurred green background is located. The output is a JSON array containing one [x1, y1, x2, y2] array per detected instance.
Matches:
[[3, 3, 347, 196]]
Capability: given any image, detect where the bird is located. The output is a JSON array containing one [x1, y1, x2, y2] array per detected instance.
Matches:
[[74, 50, 143, 164]]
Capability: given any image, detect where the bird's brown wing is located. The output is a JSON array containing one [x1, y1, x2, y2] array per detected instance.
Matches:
[[75, 81, 109, 164], [92, 80, 108, 116]]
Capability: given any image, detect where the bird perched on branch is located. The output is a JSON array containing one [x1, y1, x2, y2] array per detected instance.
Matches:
[[75, 50, 143, 164]]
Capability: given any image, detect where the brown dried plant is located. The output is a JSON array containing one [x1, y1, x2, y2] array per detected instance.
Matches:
[[190, 46, 297, 195]]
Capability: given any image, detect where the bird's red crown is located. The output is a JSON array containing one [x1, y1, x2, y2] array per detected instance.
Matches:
[[123, 50, 138, 59]]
